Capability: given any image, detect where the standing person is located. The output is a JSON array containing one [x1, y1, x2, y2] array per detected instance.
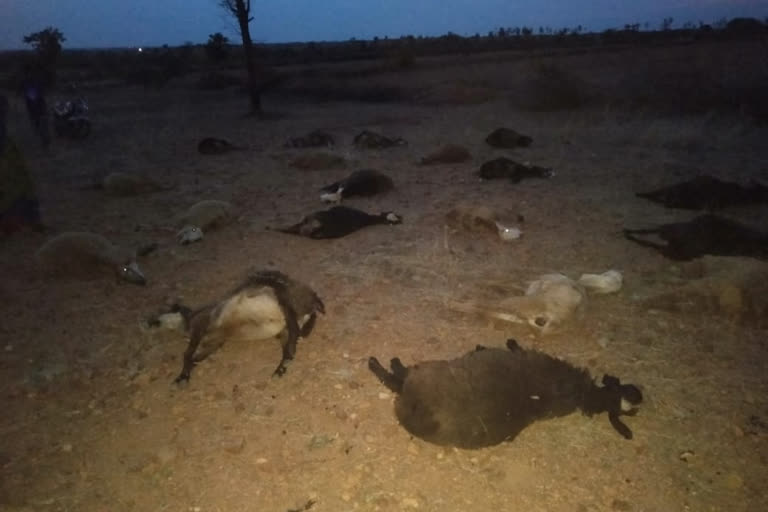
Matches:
[[20, 64, 51, 148], [0, 95, 45, 235]]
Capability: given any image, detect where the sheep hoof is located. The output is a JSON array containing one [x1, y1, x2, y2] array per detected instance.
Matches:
[[173, 373, 190, 385]]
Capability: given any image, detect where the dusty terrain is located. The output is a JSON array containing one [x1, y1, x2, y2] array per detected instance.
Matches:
[[1, 41, 768, 511]]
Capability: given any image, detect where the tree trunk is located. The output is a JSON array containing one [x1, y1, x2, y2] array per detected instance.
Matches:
[[232, 0, 261, 115]]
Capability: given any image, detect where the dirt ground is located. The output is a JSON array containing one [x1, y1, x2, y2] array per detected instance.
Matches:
[[1, 43, 768, 512]]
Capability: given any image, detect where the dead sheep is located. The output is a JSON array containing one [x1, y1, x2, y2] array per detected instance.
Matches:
[[175, 199, 235, 244], [477, 157, 554, 183], [635, 175, 768, 211], [270, 206, 402, 239], [445, 202, 522, 241], [369, 339, 643, 449], [485, 127, 533, 149], [197, 137, 247, 155], [420, 144, 471, 165], [352, 130, 406, 149], [623, 214, 768, 261], [319, 169, 395, 204], [283, 129, 335, 148], [156, 270, 325, 383], [35, 231, 147, 285]]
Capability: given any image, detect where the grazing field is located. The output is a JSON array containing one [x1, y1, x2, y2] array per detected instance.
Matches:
[[1, 39, 767, 511]]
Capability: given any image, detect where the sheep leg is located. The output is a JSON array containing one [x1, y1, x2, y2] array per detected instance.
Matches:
[[368, 357, 403, 393], [174, 319, 209, 383], [623, 229, 666, 249], [389, 358, 408, 382], [608, 412, 633, 440], [271, 289, 301, 378]]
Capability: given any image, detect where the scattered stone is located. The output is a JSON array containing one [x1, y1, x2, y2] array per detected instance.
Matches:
[[679, 450, 695, 462]]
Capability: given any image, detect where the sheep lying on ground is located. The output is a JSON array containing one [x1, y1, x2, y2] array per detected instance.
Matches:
[[369, 338, 642, 449], [152, 270, 324, 383]]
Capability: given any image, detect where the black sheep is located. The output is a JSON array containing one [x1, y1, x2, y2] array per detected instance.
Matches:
[[352, 130, 406, 149], [271, 206, 402, 239], [623, 214, 768, 261], [197, 137, 246, 155], [369, 339, 642, 449], [319, 169, 394, 203], [477, 157, 554, 183], [635, 175, 768, 210], [485, 127, 533, 149]]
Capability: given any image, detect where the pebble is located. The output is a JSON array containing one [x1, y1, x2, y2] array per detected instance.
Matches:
[[378, 392, 391, 400]]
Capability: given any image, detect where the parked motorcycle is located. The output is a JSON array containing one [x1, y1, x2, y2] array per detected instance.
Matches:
[[53, 96, 91, 139]]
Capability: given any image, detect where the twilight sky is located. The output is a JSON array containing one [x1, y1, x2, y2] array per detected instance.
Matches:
[[1, 0, 767, 50]]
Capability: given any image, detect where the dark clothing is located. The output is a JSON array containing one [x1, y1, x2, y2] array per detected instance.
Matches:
[[1, 138, 42, 234], [22, 80, 51, 147]]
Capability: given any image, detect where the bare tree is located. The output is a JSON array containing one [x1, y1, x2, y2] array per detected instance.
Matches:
[[219, 0, 262, 114]]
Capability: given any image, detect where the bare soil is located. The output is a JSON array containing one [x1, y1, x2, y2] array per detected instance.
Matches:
[[1, 43, 767, 512]]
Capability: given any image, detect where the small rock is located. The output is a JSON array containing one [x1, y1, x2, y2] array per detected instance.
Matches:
[[60, 443, 73, 453], [378, 392, 391, 400], [255, 457, 268, 464], [221, 437, 246, 454], [679, 450, 695, 462], [596, 337, 610, 348]]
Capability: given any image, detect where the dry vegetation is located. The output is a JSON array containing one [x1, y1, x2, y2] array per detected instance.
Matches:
[[1, 38, 767, 512]]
